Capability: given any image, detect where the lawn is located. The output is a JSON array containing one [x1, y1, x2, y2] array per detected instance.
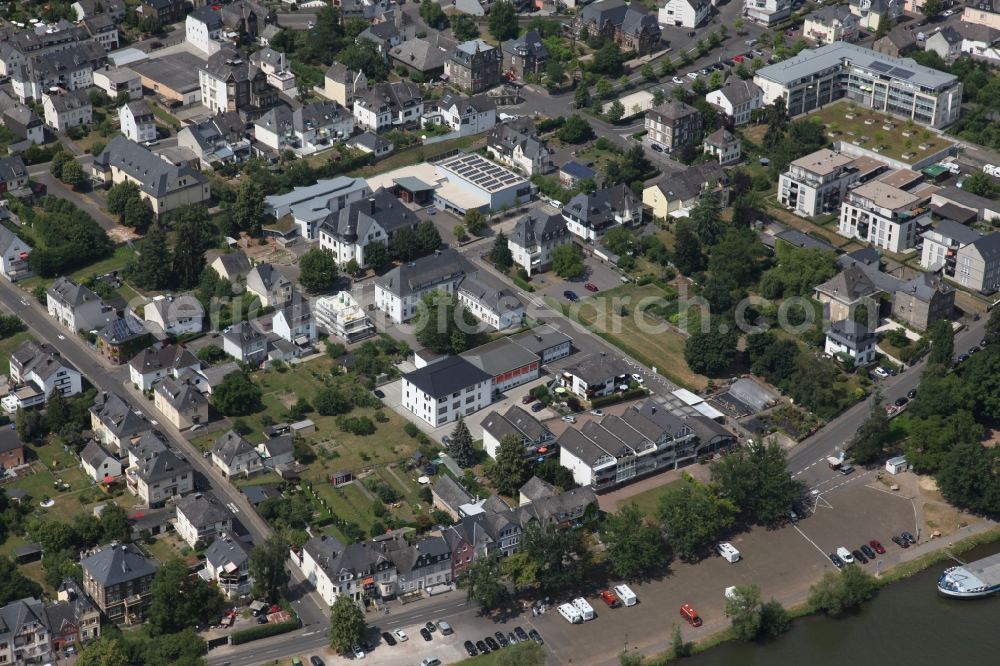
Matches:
[[810, 101, 954, 163], [572, 283, 709, 391], [0, 330, 33, 373], [625, 478, 685, 519], [19, 245, 140, 303], [140, 532, 188, 564]]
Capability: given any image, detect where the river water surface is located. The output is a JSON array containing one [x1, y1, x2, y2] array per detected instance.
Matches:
[[688, 542, 1000, 666]]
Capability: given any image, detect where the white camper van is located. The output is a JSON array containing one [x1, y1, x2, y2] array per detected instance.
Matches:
[[718, 542, 741, 563], [558, 603, 583, 624], [614, 584, 637, 607], [572, 597, 595, 621]]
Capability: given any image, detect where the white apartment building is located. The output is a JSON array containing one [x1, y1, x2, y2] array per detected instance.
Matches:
[[705, 77, 763, 125], [314, 292, 376, 342], [317, 188, 419, 266], [264, 177, 372, 241], [271, 301, 317, 344], [428, 94, 496, 136], [186, 6, 224, 56], [508, 210, 571, 276], [175, 494, 233, 548], [824, 319, 876, 366], [838, 180, 927, 253], [119, 101, 157, 144], [353, 81, 423, 132], [93, 67, 142, 101], [953, 233, 1000, 294], [401, 355, 493, 428], [42, 89, 92, 131], [657, 0, 711, 28], [778, 149, 872, 217], [374, 249, 470, 324], [47, 277, 111, 332], [754, 41, 963, 129], [4, 341, 83, 412], [744, 0, 792, 25]]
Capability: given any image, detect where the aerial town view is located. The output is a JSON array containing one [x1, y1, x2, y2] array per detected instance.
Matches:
[[2, 0, 1000, 664]]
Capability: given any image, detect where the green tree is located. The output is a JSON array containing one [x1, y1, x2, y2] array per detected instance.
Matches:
[[447, 417, 477, 468], [689, 192, 724, 246], [329, 595, 367, 653], [961, 171, 1000, 199], [905, 410, 982, 473], [710, 440, 803, 525], [659, 58, 675, 77], [521, 522, 591, 592], [488, 0, 518, 41], [98, 502, 131, 543], [45, 388, 69, 432], [363, 241, 389, 269], [759, 599, 792, 639], [808, 566, 877, 616], [927, 319, 954, 367], [136, 225, 174, 289], [708, 227, 765, 288], [419, 0, 448, 29], [144, 629, 208, 666], [0, 556, 43, 604], [250, 534, 291, 601], [123, 196, 153, 232], [496, 641, 545, 666], [595, 77, 613, 99], [464, 557, 509, 610], [670, 624, 692, 658], [725, 584, 763, 641], [500, 551, 538, 592], [170, 206, 215, 289], [922, 0, 944, 17], [464, 208, 488, 235], [641, 63, 656, 82], [493, 433, 528, 496], [451, 13, 479, 41], [314, 387, 351, 415], [847, 390, 889, 465], [299, 248, 339, 293], [339, 40, 389, 81], [657, 480, 737, 561], [60, 158, 85, 189], [414, 290, 480, 354], [50, 150, 70, 179], [591, 41, 624, 75], [230, 179, 265, 236], [213, 371, 263, 416], [606, 100, 625, 122], [545, 60, 565, 87], [684, 330, 738, 376], [551, 243, 585, 279], [936, 440, 1000, 514], [489, 232, 513, 269], [602, 503, 667, 579], [556, 115, 595, 144], [76, 638, 130, 666], [672, 219, 705, 275], [148, 558, 224, 635], [574, 85, 591, 109]]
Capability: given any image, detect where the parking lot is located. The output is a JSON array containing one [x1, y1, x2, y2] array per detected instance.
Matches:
[[528, 476, 920, 665]]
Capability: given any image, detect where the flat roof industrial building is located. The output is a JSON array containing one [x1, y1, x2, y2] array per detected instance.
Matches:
[[132, 52, 204, 106]]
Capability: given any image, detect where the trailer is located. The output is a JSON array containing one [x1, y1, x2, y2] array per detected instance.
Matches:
[[572, 597, 595, 621], [717, 542, 741, 563], [558, 603, 583, 624], [614, 584, 637, 607]]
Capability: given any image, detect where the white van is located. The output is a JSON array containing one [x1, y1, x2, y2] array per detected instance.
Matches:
[[836, 547, 855, 564], [718, 542, 741, 563], [572, 597, 595, 621], [614, 584, 637, 607], [558, 603, 583, 624]]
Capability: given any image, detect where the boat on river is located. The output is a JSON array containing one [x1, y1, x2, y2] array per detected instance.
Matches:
[[937, 552, 1000, 598]]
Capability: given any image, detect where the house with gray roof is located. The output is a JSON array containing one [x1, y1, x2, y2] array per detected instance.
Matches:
[[318, 187, 418, 266], [931, 186, 1000, 223], [128, 343, 201, 392], [47, 276, 111, 332], [0, 223, 32, 283], [222, 322, 268, 365], [212, 430, 263, 479], [389, 33, 455, 77], [508, 210, 570, 276], [353, 80, 424, 132], [921, 219, 982, 273], [374, 248, 472, 323], [80, 440, 122, 483], [296, 533, 397, 605], [426, 93, 496, 136], [246, 263, 292, 307], [953, 232, 1000, 293], [460, 336, 539, 391], [154, 376, 209, 430], [254, 99, 354, 157], [46, 579, 101, 653], [554, 351, 630, 399], [573, 0, 661, 55], [81, 544, 158, 624], [177, 115, 252, 170], [385, 534, 452, 594], [432, 475, 474, 520], [265, 176, 372, 241], [127, 443, 194, 507], [456, 272, 525, 331], [256, 435, 294, 469], [97, 314, 153, 365], [892, 272, 955, 332], [481, 404, 554, 460], [143, 294, 205, 337], [508, 324, 573, 363], [89, 392, 152, 459], [92, 136, 211, 216], [0, 596, 51, 663], [445, 39, 502, 94], [502, 30, 549, 79], [204, 534, 252, 599], [562, 183, 643, 242], [4, 340, 82, 412], [486, 119, 552, 175], [705, 77, 764, 125], [1, 102, 44, 144], [199, 47, 278, 118], [210, 250, 253, 282], [825, 318, 876, 366], [175, 493, 233, 548], [401, 355, 493, 428], [814, 264, 883, 323]]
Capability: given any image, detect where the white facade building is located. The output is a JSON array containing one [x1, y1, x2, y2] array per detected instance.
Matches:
[[744, 0, 792, 25], [374, 249, 470, 324], [119, 101, 157, 144], [838, 180, 927, 253], [314, 292, 376, 342], [658, 0, 710, 28], [186, 6, 225, 55], [508, 210, 571, 277], [401, 355, 493, 428], [705, 77, 763, 126]]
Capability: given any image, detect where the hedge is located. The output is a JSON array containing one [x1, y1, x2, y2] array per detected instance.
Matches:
[[590, 388, 647, 409], [512, 275, 535, 292], [230, 619, 301, 645]]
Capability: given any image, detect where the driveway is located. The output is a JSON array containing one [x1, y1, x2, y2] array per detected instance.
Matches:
[[533, 256, 626, 304]]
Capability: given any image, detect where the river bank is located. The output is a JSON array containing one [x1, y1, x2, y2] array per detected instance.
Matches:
[[652, 523, 1000, 664]]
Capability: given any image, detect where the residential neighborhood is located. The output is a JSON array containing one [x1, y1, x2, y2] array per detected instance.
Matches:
[[1, 1, 1000, 666]]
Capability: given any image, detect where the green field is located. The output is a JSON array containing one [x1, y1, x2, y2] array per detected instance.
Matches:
[[572, 283, 708, 391], [625, 478, 686, 519]]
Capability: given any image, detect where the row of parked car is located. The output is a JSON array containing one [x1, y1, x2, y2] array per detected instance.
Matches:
[[461, 625, 544, 657], [828, 532, 917, 568]]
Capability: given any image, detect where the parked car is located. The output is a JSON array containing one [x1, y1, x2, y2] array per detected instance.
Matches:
[[256, 616, 268, 624], [531, 402, 546, 412], [561, 415, 576, 423], [840, 464, 855, 475], [521, 394, 536, 404], [394, 629, 408, 642], [508, 632, 518, 645], [515, 627, 529, 642], [601, 590, 621, 608], [584, 282, 599, 292], [829, 553, 845, 568], [310, 657, 325, 666], [968, 347, 979, 356], [891, 535, 909, 548], [589, 409, 604, 416], [419, 628, 431, 641], [907, 389, 917, 399], [495, 632, 509, 647], [373, 389, 385, 399], [852, 549, 868, 564], [484, 636, 500, 651], [902, 531, 917, 545], [631, 373, 644, 383], [352, 645, 365, 659], [463, 641, 478, 657], [873, 367, 889, 378], [672, 76, 685, 85], [870, 540, 886, 554], [650, 143, 664, 152], [563, 290, 579, 302], [476, 640, 490, 654], [686, 71, 698, 80], [529, 629, 544, 645], [894, 397, 908, 407], [424, 622, 436, 634], [861, 544, 876, 559], [837, 547, 854, 564], [437, 621, 453, 635], [381, 632, 396, 646]]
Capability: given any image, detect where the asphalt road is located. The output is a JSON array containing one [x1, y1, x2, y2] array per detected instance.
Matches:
[[0, 279, 330, 629]]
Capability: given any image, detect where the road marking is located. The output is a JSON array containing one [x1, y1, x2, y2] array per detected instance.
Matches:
[[226, 502, 240, 514], [792, 524, 832, 563]]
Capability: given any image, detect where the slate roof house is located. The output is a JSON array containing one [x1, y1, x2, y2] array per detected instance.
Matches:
[[824, 318, 876, 366], [97, 314, 153, 365], [80, 440, 122, 483], [127, 438, 194, 507], [572, 0, 662, 55], [486, 119, 552, 176], [47, 276, 112, 332], [508, 210, 571, 276], [317, 187, 420, 268], [212, 430, 263, 478], [561, 183, 643, 241], [204, 534, 252, 599], [0, 596, 51, 664], [128, 343, 201, 392], [246, 263, 292, 307], [90, 391, 152, 457], [222, 322, 268, 365], [46, 579, 101, 654], [892, 272, 955, 332], [153, 375, 209, 430], [502, 30, 549, 79], [445, 39, 502, 94], [80, 544, 157, 624], [175, 493, 233, 548]]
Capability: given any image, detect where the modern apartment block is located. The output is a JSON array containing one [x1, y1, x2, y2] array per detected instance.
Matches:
[[753, 42, 963, 128], [778, 149, 881, 217], [838, 179, 929, 253], [744, 0, 792, 25]]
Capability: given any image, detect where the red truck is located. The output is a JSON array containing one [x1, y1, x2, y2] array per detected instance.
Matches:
[[680, 603, 703, 627], [599, 590, 620, 608]]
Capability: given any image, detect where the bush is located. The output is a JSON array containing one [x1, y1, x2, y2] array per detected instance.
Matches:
[[336, 415, 376, 435], [591, 388, 646, 409], [230, 619, 301, 645], [404, 422, 419, 437]]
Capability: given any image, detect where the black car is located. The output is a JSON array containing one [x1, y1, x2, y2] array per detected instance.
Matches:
[[902, 531, 917, 545], [829, 553, 845, 568], [495, 631, 509, 648], [515, 626, 529, 641], [419, 627, 432, 641], [529, 629, 544, 645], [531, 401, 545, 412], [563, 290, 579, 302], [310, 657, 325, 666], [373, 389, 385, 399], [861, 544, 876, 559], [891, 535, 909, 548], [484, 636, 500, 651], [969, 347, 979, 356], [463, 640, 478, 657], [894, 396, 908, 407], [256, 616, 268, 624], [381, 631, 396, 646], [425, 621, 436, 634], [958, 353, 970, 363], [852, 549, 868, 564], [981, 338, 988, 347], [907, 388, 917, 399], [508, 632, 518, 645], [476, 640, 490, 655]]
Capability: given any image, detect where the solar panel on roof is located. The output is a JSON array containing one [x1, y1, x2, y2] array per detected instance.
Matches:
[[890, 67, 914, 79], [868, 61, 892, 72]]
